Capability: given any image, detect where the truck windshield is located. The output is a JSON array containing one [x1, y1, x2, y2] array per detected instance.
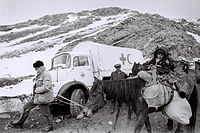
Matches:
[[52, 53, 71, 69]]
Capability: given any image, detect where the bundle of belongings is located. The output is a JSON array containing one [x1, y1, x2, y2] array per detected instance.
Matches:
[[137, 71, 192, 125]]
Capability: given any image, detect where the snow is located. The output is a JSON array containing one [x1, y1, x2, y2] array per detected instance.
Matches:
[[68, 14, 78, 22], [0, 44, 63, 78], [187, 32, 200, 43], [0, 25, 40, 35], [0, 44, 65, 98], [0, 79, 33, 97], [0, 26, 61, 54]]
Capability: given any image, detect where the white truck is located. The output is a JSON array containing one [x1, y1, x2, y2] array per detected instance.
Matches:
[[49, 41, 144, 116]]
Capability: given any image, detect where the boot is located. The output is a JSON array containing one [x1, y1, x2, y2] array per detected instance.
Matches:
[[43, 115, 53, 132], [10, 110, 29, 128], [9, 121, 23, 128]]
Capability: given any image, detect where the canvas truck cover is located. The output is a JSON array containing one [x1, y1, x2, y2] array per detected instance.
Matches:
[[72, 41, 144, 78]]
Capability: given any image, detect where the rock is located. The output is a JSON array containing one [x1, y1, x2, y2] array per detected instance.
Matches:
[[4, 124, 11, 131], [55, 119, 62, 123], [29, 124, 34, 128], [76, 113, 84, 119], [0, 113, 10, 119], [0, 99, 23, 113], [108, 121, 112, 125]]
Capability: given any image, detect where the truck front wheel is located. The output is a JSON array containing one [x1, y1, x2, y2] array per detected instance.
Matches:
[[70, 89, 86, 117]]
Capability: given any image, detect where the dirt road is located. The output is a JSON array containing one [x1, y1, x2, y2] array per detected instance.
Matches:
[[1, 99, 200, 133]]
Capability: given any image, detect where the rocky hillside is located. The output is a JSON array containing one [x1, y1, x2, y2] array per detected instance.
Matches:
[[0, 7, 200, 60]]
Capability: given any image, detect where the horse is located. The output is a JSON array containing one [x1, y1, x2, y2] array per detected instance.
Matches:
[[131, 61, 198, 133], [79, 61, 198, 133], [81, 77, 151, 133]]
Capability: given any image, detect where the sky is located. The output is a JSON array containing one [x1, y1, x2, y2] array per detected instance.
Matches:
[[0, 0, 200, 25]]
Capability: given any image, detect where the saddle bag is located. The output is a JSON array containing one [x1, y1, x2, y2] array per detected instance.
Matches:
[[142, 83, 173, 108], [164, 91, 192, 125]]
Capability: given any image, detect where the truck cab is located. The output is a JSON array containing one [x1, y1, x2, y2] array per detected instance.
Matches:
[[49, 52, 94, 116]]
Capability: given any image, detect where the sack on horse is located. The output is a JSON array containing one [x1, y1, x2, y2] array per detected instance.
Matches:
[[164, 91, 192, 125], [137, 69, 174, 108], [135, 62, 193, 126], [142, 83, 173, 108]]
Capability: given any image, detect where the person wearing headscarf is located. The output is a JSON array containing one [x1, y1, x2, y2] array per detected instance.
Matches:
[[143, 47, 176, 75]]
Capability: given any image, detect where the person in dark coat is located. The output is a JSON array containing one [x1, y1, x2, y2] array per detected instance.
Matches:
[[110, 64, 127, 113], [110, 64, 127, 80], [10, 60, 54, 132], [142, 47, 176, 84], [143, 47, 176, 75]]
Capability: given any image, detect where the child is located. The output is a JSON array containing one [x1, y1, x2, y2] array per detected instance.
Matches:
[[143, 47, 176, 84]]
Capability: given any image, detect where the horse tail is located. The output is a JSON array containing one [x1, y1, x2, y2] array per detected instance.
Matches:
[[188, 84, 198, 130]]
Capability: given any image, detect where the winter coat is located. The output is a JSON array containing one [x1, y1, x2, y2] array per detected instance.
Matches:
[[143, 47, 176, 75], [33, 66, 54, 104], [110, 70, 127, 80]]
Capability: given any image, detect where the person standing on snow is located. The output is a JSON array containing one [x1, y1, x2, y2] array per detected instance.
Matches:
[[10, 60, 54, 132]]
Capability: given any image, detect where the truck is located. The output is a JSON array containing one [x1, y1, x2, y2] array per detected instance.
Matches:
[[49, 41, 144, 116]]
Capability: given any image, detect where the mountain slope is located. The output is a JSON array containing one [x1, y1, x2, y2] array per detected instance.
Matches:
[[0, 7, 200, 60]]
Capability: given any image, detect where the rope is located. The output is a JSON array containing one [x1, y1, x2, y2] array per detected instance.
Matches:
[[56, 93, 85, 108], [36, 87, 86, 108]]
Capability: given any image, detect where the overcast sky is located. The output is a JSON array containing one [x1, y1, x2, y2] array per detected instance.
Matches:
[[0, 0, 200, 25]]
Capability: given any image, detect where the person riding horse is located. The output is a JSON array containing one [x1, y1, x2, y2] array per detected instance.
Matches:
[[137, 47, 189, 109], [142, 47, 176, 84], [137, 47, 186, 92]]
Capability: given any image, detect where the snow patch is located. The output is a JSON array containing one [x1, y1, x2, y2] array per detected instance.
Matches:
[[0, 44, 63, 78], [187, 32, 200, 43], [0, 79, 33, 97]]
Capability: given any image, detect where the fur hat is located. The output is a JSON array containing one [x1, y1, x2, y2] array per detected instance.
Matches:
[[33, 60, 44, 68], [114, 64, 121, 68]]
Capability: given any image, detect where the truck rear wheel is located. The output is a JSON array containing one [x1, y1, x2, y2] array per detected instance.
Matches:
[[70, 89, 86, 117]]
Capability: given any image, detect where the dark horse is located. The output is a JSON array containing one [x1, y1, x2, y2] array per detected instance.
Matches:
[[82, 77, 151, 133], [80, 61, 198, 133], [131, 61, 198, 133]]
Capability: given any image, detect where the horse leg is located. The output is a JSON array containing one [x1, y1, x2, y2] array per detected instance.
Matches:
[[134, 102, 150, 133], [144, 115, 152, 133], [112, 107, 120, 130], [167, 119, 173, 131], [175, 123, 183, 133], [110, 99, 116, 114], [134, 113, 149, 133], [187, 85, 198, 132], [127, 105, 132, 121]]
